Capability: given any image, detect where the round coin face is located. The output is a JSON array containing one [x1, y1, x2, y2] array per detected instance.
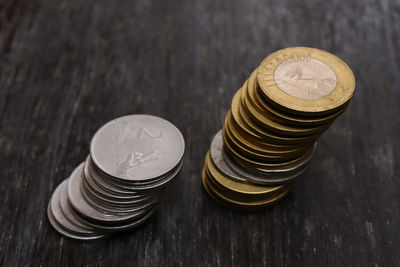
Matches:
[[274, 58, 337, 100], [257, 47, 355, 114], [90, 115, 185, 181]]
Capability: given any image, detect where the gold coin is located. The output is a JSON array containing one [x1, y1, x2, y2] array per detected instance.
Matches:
[[223, 127, 310, 163], [249, 69, 347, 126], [257, 47, 355, 116], [223, 117, 311, 159], [204, 153, 289, 202], [232, 89, 321, 144], [241, 80, 328, 136], [202, 166, 292, 211], [223, 134, 315, 170], [205, 151, 288, 195], [223, 127, 313, 168], [226, 110, 314, 153], [235, 93, 323, 145]]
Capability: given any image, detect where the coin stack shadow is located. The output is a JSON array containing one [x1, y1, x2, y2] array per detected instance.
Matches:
[[48, 115, 185, 240], [202, 47, 355, 211]]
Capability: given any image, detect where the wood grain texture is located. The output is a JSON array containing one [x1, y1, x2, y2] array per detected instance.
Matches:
[[1, 0, 399, 266]]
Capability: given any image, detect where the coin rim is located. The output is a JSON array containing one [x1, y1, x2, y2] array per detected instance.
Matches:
[[257, 47, 355, 114], [90, 114, 185, 181]]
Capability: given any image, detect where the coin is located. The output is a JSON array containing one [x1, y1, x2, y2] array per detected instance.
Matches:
[[257, 47, 356, 115], [58, 181, 95, 231], [48, 114, 184, 240], [202, 166, 292, 211], [90, 115, 184, 182], [251, 72, 348, 126], [67, 163, 152, 224], [47, 203, 107, 240], [209, 131, 247, 182], [205, 151, 288, 199]]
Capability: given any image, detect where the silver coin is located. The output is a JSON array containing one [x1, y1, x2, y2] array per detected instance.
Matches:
[[48, 181, 105, 239], [84, 159, 149, 199], [99, 160, 183, 191], [90, 114, 185, 182], [210, 130, 247, 182], [88, 155, 167, 188], [81, 177, 158, 214], [67, 163, 151, 224], [83, 160, 154, 203], [76, 206, 157, 232], [64, 199, 157, 232], [82, 175, 156, 206], [88, 157, 182, 193], [59, 179, 95, 231], [49, 180, 97, 235], [222, 144, 316, 185], [47, 203, 107, 240]]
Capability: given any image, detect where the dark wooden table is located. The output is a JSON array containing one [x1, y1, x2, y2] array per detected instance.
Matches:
[[1, 0, 399, 266]]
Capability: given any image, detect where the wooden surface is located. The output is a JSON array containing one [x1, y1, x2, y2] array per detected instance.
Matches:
[[1, 0, 399, 266]]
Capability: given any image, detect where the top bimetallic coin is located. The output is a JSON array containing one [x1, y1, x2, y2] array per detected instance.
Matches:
[[257, 47, 355, 115], [90, 115, 185, 181]]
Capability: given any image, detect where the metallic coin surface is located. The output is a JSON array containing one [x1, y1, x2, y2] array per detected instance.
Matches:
[[47, 203, 107, 240], [58, 180, 96, 231], [49, 180, 98, 236], [206, 151, 287, 196], [90, 115, 185, 181], [210, 131, 246, 182], [67, 163, 151, 224], [202, 167, 291, 211], [274, 58, 337, 100], [222, 144, 313, 185], [257, 47, 356, 115]]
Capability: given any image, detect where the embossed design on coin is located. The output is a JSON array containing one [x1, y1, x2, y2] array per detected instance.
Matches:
[[90, 115, 185, 181], [115, 151, 160, 177], [117, 122, 163, 142], [274, 58, 337, 100]]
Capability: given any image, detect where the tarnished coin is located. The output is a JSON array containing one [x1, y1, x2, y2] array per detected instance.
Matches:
[[90, 114, 185, 182]]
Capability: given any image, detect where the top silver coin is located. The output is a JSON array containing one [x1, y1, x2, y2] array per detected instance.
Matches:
[[90, 115, 185, 181]]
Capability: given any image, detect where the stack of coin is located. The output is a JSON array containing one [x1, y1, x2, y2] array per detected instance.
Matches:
[[202, 47, 355, 211], [48, 115, 185, 240]]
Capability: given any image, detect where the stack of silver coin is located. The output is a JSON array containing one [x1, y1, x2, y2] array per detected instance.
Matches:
[[47, 115, 185, 240]]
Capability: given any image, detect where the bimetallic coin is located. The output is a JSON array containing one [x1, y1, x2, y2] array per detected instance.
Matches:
[[202, 167, 292, 211], [223, 127, 311, 163], [250, 71, 347, 126], [205, 151, 288, 198], [224, 117, 312, 159], [257, 47, 356, 115], [222, 142, 316, 185], [240, 83, 329, 136], [90, 114, 185, 182]]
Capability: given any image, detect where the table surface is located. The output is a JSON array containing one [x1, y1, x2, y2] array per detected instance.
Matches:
[[1, 0, 399, 266]]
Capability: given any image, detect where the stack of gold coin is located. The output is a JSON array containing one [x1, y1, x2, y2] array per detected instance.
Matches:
[[202, 47, 355, 211]]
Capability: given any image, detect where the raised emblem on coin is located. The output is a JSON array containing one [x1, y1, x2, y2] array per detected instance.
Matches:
[[90, 115, 185, 181], [274, 58, 337, 100]]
